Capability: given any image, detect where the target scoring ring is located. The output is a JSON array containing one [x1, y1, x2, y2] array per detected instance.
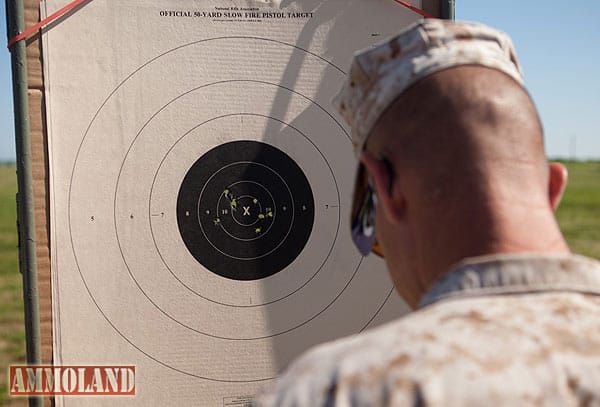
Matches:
[[178, 140, 314, 281], [200, 161, 288, 248], [148, 111, 343, 309]]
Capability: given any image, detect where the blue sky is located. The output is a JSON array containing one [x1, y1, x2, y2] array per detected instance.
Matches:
[[1, 0, 13, 162], [0, 0, 599, 161], [456, 0, 600, 160]]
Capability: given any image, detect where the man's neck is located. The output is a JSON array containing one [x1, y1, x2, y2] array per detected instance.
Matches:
[[414, 201, 570, 297]]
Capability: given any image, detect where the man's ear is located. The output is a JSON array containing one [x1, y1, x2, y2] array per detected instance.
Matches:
[[548, 162, 568, 211], [361, 151, 404, 224]]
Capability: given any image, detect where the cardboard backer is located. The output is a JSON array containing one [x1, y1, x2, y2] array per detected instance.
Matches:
[[20, 0, 441, 405]]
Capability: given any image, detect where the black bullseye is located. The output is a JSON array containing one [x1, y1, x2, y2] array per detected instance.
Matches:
[[177, 140, 314, 281]]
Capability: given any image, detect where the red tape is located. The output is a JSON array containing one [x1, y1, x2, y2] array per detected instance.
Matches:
[[7, 0, 88, 50], [393, 0, 436, 19]]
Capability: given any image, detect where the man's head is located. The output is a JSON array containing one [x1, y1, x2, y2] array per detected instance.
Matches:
[[335, 20, 569, 307]]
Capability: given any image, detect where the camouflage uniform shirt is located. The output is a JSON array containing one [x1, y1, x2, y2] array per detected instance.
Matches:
[[254, 254, 600, 406]]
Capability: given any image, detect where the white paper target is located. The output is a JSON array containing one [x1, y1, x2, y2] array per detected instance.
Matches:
[[45, 0, 421, 402], [66, 36, 393, 382]]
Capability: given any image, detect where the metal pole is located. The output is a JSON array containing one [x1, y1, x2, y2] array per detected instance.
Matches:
[[442, 0, 455, 20], [6, 0, 43, 406]]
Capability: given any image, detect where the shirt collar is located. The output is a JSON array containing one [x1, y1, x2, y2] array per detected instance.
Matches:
[[419, 254, 600, 308]]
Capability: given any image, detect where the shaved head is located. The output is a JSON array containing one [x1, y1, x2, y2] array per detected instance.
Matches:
[[367, 66, 548, 206]]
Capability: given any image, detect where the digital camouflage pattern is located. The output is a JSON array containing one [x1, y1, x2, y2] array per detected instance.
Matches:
[[333, 19, 524, 156], [255, 254, 600, 406]]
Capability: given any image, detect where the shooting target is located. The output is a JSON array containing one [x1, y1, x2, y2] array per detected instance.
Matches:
[[44, 0, 426, 394], [61, 35, 398, 382]]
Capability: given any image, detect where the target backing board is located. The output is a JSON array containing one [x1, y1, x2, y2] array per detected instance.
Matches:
[[42, 0, 423, 405]]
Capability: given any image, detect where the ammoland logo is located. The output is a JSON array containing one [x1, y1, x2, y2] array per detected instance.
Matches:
[[9, 365, 136, 396]]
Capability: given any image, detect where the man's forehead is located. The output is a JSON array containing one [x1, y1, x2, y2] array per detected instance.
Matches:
[[333, 19, 524, 158]]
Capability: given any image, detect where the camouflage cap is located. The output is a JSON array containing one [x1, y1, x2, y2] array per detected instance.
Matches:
[[333, 19, 524, 156]]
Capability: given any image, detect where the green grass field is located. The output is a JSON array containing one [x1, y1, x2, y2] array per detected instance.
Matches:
[[0, 164, 26, 406], [0, 161, 598, 404], [555, 161, 600, 259]]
